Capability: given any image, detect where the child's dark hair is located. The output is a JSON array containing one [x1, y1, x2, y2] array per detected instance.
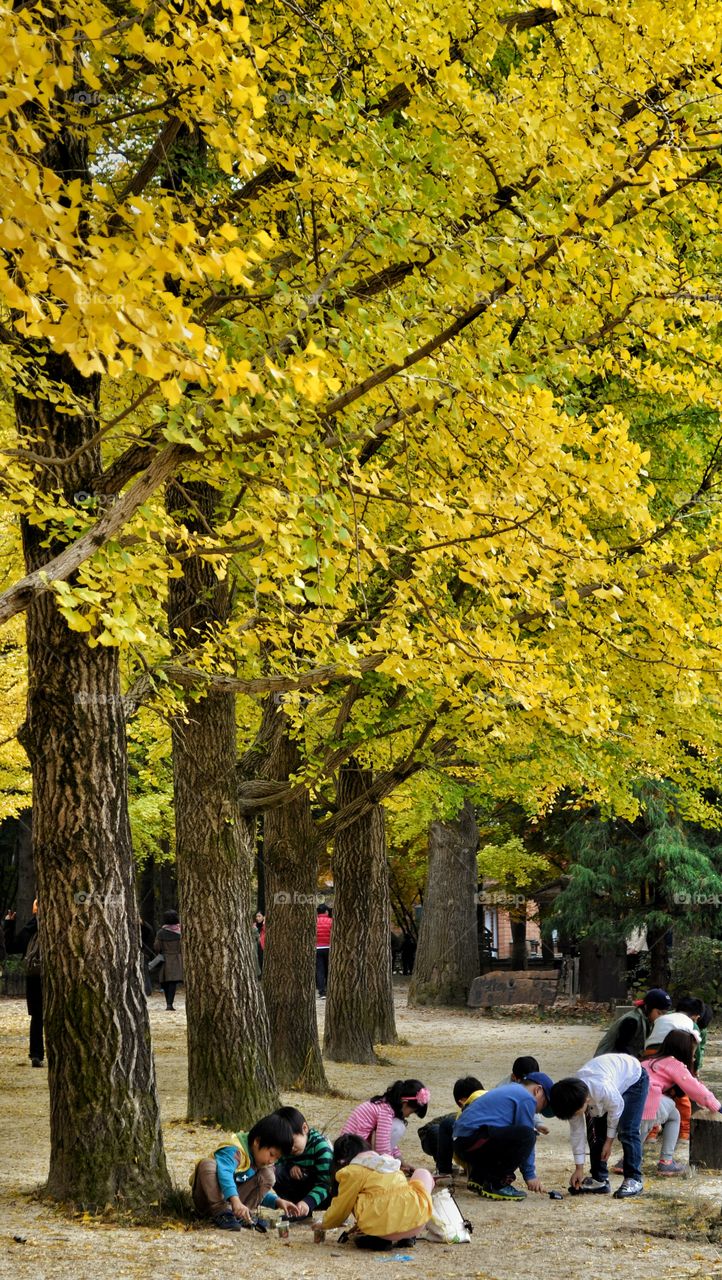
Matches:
[[163, 909, 180, 925], [656, 1029, 697, 1070], [275, 1105, 306, 1135], [512, 1056, 539, 1078], [331, 1134, 371, 1178], [549, 1078, 590, 1119], [453, 1076, 484, 1104], [248, 1114, 294, 1156], [699, 1003, 714, 1031], [372, 1079, 428, 1120], [676, 995, 705, 1019]]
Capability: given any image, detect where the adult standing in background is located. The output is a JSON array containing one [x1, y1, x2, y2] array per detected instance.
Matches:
[[154, 909, 184, 1011], [316, 903, 332, 998], [3, 899, 43, 1066]]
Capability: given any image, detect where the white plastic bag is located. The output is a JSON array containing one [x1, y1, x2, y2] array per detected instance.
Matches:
[[420, 1188, 472, 1243]]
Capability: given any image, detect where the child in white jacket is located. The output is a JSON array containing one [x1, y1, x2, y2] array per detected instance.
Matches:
[[550, 1054, 649, 1200]]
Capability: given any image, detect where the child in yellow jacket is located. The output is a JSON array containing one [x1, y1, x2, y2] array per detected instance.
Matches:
[[322, 1136, 433, 1251]]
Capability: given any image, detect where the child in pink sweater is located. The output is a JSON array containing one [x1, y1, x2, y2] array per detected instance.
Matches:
[[340, 1080, 429, 1162], [642, 1030, 721, 1175]]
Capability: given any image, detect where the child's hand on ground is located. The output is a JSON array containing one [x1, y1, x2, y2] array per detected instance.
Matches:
[[230, 1195, 252, 1223], [276, 1198, 306, 1217], [525, 1177, 544, 1193], [536, 1125, 550, 1135], [289, 1165, 304, 1180], [570, 1166, 586, 1189]]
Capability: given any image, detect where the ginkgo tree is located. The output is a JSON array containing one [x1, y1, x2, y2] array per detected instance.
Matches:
[[3, 0, 722, 1204]]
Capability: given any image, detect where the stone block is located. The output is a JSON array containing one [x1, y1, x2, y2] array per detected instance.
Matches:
[[467, 970, 558, 1009], [690, 1111, 722, 1170]]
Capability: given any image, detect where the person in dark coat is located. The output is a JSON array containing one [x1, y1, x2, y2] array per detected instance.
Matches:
[[3, 900, 44, 1065], [154, 909, 184, 1010]]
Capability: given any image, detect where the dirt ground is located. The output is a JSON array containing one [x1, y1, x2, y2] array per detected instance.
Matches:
[[2, 985, 722, 1280]]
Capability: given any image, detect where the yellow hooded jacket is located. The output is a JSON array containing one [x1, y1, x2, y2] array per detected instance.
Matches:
[[321, 1152, 433, 1237]]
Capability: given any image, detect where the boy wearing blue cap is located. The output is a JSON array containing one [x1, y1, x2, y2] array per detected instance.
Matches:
[[452, 1072, 554, 1201]]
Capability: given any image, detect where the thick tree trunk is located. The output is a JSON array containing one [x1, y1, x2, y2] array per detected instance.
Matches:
[[168, 481, 277, 1126], [19, 394, 168, 1201], [14, 87, 169, 1201], [262, 708, 328, 1090], [408, 800, 479, 1006], [511, 915, 528, 970], [648, 927, 670, 989], [325, 763, 397, 1063]]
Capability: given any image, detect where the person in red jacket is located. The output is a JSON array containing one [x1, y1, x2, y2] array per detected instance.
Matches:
[[316, 904, 333, 997]]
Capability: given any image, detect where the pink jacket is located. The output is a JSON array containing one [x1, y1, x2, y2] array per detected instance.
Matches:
[[642, 1056, 721, 1121]]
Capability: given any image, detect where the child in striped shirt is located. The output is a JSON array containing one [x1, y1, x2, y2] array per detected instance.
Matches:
[[340, 1080, 430, 1163], [263, 1106, 333, 1218]]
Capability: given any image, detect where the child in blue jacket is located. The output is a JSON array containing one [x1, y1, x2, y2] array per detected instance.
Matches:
[[453, 1072, 553, 1201], [191, 1113, 295, 1230]]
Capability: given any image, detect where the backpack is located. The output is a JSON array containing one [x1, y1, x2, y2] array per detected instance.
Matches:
[[24, 929, 41, 977], [420, 1188, 472, 1244]]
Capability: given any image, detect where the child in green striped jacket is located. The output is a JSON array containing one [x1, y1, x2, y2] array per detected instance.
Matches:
[[263, 1106, 333, 1218]]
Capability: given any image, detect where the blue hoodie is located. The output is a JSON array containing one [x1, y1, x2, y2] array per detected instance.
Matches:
[[452, 1083, 538, 1181]]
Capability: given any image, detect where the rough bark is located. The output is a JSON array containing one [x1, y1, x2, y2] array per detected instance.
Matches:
[[262, 707, 328, 1091], [14, 90, 169, 1205], [408, 800, 479, 1006], [168, 481, 277, 1126], [325, 762, 397, 1063]]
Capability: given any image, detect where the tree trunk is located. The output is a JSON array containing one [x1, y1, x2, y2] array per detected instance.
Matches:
[[648, 926, 670, 989], [511, 915, 528, 970], [325, 762, 396, 1063], [168, 481, 277, 1126], [13, 79, 170, 1200], [262, 708, 328, 1090], [408, 800, 479, 1006]]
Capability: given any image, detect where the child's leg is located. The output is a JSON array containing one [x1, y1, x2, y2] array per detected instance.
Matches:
[[191, 1159, 231, 1218], [674, 1094, 692, 1141], [235, 1166, 275, 1211], [418, 1122, 440, 1167], [272, 1166, 316, 1204], [656, 1096, 681, 1161], [435, 1117, 456, 1175], [408, 1168, 434, 1195], [617, 1070, 650, 1182], [588, 1115, 609, 1181], [459, 1124, 535, 1189]]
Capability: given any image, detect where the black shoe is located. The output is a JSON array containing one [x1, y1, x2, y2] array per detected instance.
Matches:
[[353, 1234, 395, 1251], [213, 1212, 242, 1231], [30, 1058, 44, 1067]]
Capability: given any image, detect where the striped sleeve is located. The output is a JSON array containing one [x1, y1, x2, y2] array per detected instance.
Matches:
[[298, 1130, 333, 1210]]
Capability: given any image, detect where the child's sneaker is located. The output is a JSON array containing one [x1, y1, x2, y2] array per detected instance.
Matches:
[[656, 1159, 687, 1176], [613, 1177, 643, 1198], [470, 1181, 526, 1201], [610, 1161, 624, 1175], [212, 1211, 243, 1231], [568, 1176, 610, 1195]]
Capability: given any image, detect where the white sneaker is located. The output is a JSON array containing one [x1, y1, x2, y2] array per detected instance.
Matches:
[[613, 1177, 643, 1198], [569, 1176, 610, 1195]]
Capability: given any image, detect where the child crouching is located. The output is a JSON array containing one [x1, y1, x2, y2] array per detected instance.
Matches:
[[321, 1135, 434, 1251], [191, 1113, 294, 1230]]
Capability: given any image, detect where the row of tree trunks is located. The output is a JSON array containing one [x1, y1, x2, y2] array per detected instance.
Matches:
[[324, 761, 396, 1063], [167, 481, 277, 1125], [408, 800, 479, 1006]]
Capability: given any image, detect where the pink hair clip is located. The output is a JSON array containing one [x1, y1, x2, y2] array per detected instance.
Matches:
[[402, 1087, 430, 1105]]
